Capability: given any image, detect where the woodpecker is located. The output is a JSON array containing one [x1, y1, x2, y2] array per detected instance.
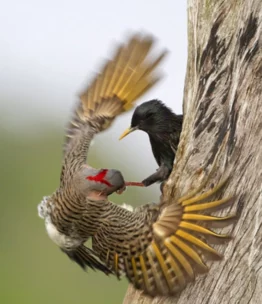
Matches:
[[119, 99, 183, 187], [38, 34, 167, 274], [38, 33, 239, 297]]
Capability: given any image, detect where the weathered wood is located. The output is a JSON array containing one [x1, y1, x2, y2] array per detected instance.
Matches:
[[123, 0, 262, 303]]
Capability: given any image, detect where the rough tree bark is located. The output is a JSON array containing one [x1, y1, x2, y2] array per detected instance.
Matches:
[[123, 0, 262, 303]]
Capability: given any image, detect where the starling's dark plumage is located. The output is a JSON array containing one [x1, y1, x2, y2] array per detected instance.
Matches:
[[120, 99, 183, 187]]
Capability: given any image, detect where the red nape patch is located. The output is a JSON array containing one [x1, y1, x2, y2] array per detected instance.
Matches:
[[86, 169, 113, 187]]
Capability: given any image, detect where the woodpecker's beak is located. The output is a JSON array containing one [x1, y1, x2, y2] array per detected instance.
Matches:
[[119, 126, 137, 140]]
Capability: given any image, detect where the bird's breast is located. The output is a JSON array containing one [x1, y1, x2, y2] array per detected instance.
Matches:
[[45, 217, 81, 250]]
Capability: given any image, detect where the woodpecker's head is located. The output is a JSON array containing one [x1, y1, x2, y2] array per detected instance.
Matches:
[[82, 167, 126, 200], [119, 99, 175, 139]]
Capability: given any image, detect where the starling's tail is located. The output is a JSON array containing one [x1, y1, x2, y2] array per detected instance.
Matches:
[[76, 34, 167, 132], [124, 178, 240, 296]]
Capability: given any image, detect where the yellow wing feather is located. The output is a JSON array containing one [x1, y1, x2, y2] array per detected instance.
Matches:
[[123, 178, 239, 296], [78, 34, 167, 125]]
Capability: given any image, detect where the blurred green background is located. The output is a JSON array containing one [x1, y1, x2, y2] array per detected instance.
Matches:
[[0, 124, 158, 304]]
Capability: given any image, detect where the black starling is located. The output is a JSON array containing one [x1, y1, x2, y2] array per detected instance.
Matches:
[[119, 99, 183, 187]]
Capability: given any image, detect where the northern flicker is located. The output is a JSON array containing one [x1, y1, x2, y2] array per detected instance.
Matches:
[[38, 33, 239, 297], [38, 34, 167, 274], [119, 99, 183, 187]]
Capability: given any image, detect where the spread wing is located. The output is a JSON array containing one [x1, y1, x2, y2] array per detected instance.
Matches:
[[95, 178, 240, 296], [125, 180, 239, 296], [60, 34, 167, 186]]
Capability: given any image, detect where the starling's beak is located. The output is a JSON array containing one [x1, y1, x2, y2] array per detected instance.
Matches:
[[119, 126, 137, 140]]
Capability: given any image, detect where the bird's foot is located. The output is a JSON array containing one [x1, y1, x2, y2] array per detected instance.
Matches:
[[141, 178, 151, 187]]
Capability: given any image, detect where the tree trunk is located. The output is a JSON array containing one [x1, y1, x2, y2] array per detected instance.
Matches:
[[123, 0, 262, 303]]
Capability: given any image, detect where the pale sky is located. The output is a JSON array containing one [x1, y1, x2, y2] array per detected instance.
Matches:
[[1, 0, 187, 194]]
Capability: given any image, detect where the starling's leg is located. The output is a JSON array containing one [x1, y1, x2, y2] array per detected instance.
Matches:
[[142, 165, 171, 187]]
